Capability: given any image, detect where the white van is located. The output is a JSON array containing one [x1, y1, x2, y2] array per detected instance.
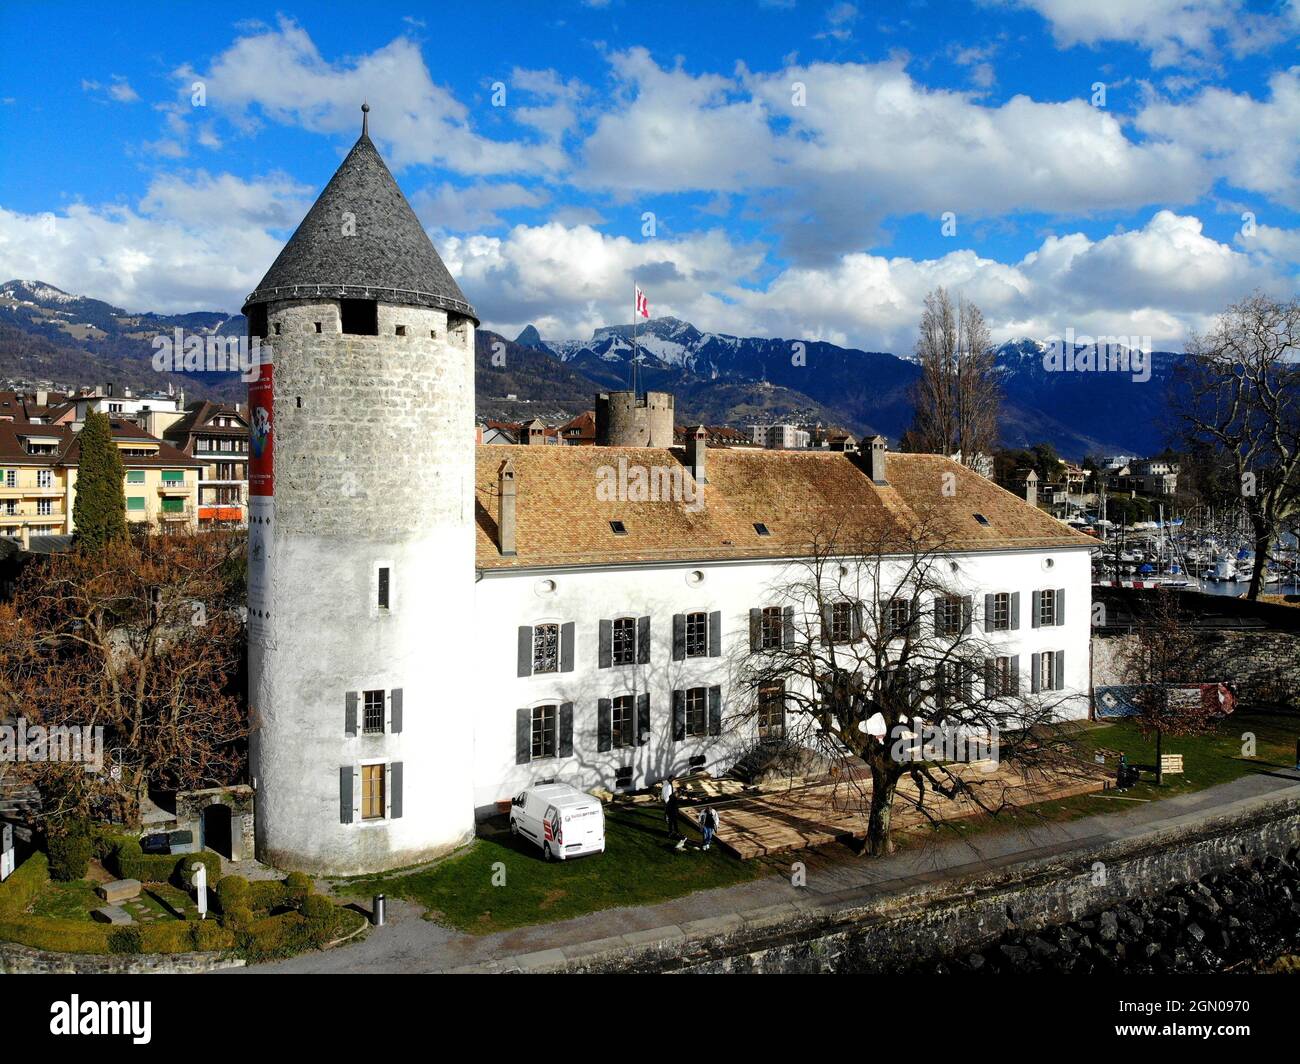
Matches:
[[509, 783, 606, 861]]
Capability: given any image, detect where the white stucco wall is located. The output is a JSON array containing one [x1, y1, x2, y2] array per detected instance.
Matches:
[[471, 544, 1093, 815]]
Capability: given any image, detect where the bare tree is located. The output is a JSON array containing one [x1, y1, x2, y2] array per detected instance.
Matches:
[[0, 530, 247, 828], [908, 288, 1001, 469], [732, 514, 1089, 856], [1175, 293, 1300, 599], [1117, 590, 1218, 786]]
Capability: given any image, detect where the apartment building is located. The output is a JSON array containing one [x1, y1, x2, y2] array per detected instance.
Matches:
[[164, 401, 249, 525], [0, 418, 201, 541]]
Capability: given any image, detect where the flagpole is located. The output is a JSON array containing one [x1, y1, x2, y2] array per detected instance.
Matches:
[[632, 281, 639, 395]]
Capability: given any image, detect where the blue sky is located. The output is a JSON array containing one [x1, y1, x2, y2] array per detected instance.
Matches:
[[1, 0, 1298, 351]]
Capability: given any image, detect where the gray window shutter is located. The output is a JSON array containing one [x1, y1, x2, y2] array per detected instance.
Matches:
[[749, 608, 762, 652], [517, 626, 533, 677], [1055, 649, 1065, 690], [598, 619, 613, 669], [933, 596, 943, 634], [961, 596, 973, 634], [672, 689, 685, 742], [708, 610, 722, 657], [984, 658, 997, 697], [851, 603, 863, 641], [637, 615, 651, 664], [389, 688, 403, 734], [560, 622, 575, 672], [984, 593, 995, 630], [637, 693, 650, 744], [390, 762, 404, 819], [559, 701, 574, 756], [708, 686, 722, 736], [672, 613, 686, 660], [1010, 592, 1021, 630], [820, 605, 832, 644], [1031, 653, 1041, 693], [597, 698, 612, 752], [344, 691, 358, 737], [1030, 590, 1041, 629], [516, 707, 531, 764], [1055, 588, 1066, 626], [339, 766, 353, 824], [783, 606, 795, 647], [1010, 655, 1020, 692]]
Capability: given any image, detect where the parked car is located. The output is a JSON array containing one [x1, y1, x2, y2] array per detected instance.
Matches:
[[509, 783, 605, 861]]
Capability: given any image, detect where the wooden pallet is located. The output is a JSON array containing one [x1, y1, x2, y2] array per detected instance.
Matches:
[[684, 762, 1108, 860]]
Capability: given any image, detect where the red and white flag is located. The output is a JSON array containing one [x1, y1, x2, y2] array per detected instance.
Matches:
[[635, 286, 649, 319]]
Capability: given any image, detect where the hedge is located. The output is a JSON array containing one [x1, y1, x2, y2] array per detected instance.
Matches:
[[0, 852, 340, 960], [0, 852, 49, 917], [110, 839, 220, 887], [47, 825, 92, 882]]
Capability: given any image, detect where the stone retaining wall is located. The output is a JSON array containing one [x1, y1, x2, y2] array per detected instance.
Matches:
[[553, 791, 1300, 974], [0, 943, 244, 974]]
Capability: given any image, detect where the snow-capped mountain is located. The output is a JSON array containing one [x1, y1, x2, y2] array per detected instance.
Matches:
[[517, 318, 1186, 455]]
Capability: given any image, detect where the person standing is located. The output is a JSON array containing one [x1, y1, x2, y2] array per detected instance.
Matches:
[[665, 789, 682, 844], [700, 805, 719, 850]]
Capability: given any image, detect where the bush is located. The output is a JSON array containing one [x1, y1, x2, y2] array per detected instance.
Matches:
[[284, 871, 313, 902], [190, 920, 235, 953], [110, 839, 221, 887], [249, 879, 290, 911], [107, 926, 142, 955], [175, 852, 221, 889], [138, 922, 190, 954], [221, 904, 253, 931], [300, 893, 337, 934], [0, 916, 110, 954], [0, 852, 49, 917], [216, 875, 251, 913], [47, 823, 92, 882], [238, 912, 311, 960]]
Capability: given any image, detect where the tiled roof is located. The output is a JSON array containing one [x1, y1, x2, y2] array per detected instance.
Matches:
[[0, 421, 200, 469], [475, 446, 1096, 570]]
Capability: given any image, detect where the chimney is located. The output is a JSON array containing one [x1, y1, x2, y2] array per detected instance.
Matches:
[[19, 525, 30, 551], [1023, 469, 1039, 507], [35, 390, 47, 407], [497, 458, 517, 557], [525, 419, 545, 446], [105, 382, 114, 398], [867, 434, 888, 485], [686, 425, 707, 485]]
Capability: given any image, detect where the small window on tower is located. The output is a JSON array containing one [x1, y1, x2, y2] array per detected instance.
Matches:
[[340, 299, 379, 336], [314, 321, 322, 333], [609, 520, 627, 535], [273, 322, 282, 335], [247, 305, 268, 339], [377, 567, 390, 610]]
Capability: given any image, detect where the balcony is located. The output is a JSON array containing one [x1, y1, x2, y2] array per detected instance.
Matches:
[[0, 509, 65, 526], [0, 482, 63, 497], [158, 481, 192, 496], [158, 506, 195, 521]]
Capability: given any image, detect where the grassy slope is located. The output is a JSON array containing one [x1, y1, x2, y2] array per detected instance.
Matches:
[[342, 801, 763, 935]]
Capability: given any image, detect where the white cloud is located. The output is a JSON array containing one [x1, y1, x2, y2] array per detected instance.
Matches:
[[81, 76, 140, 104], [413, 181, 549, 232], [172, 17, 567, 174], [1136, 69, 1300, 209], [1008, 0, 1292, 68]]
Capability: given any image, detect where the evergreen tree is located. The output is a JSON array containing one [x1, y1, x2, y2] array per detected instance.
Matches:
[[72, 410, 127, 550]]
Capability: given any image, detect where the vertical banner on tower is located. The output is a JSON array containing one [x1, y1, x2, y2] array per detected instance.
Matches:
[[247, 342, 274, 647]]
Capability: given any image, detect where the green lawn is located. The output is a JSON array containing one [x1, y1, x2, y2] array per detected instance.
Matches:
[[916, 707, 1299, 844], [337, 709, 1298, 935], [340, 801, 763, 934], [29, 879, 102, 920]]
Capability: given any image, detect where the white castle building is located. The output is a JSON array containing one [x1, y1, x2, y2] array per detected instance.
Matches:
[[247, 109, 1097, 875]]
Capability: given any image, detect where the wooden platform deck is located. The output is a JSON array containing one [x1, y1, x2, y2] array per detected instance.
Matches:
[[683, 762, 1108, 860]]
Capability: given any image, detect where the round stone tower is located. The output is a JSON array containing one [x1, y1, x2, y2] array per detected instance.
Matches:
[[594, 389, 675, 446], [244, 106, 477, 874]]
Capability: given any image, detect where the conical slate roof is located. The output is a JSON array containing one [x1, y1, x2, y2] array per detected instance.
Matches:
[[243, 112, 476, 322]]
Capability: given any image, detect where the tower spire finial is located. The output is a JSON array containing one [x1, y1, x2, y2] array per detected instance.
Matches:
[[361, 101, 370, 137]]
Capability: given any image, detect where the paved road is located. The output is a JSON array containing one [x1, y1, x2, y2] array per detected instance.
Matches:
[[239, 769, 1300, 974]]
